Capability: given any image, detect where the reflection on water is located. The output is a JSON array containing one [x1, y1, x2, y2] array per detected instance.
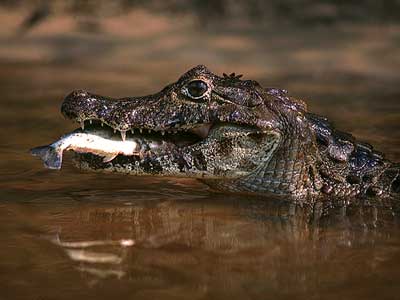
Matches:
[[53, 235, 134, 279], [1, 193, 400, 299], [1, 3, 400, 300]]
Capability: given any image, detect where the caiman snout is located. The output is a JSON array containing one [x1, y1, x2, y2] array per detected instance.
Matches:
[[60, 88, 215, 143], [61, 87, 212, 133], [61, 89, 118, 121], [61, 89, 149, 131]]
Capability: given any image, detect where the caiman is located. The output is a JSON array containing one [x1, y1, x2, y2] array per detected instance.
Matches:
[[32, 65, 400, 199]]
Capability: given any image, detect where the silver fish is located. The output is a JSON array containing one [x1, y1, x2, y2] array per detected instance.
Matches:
[[31, 130, 141, 170]]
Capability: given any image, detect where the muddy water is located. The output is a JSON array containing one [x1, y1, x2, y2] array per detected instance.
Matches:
[[1, 6, 400, 300]]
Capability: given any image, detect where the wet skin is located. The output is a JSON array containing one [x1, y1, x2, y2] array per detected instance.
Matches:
[[44, 65, 400, 199]]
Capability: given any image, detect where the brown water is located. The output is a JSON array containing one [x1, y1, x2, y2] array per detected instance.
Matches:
[[1, 6, 400, 300]]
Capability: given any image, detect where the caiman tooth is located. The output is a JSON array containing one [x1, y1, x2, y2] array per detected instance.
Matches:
[[114, 128, 117, 134], [131, 129, 134, 134], [101, 122, 104, 127], [89, 120, 92, 125], [148, 129, 152, 133], [139, 128, 143, 134], [80, 121, 85, 130], [161, 131, 165, 136], [120, 130, 126, 141]]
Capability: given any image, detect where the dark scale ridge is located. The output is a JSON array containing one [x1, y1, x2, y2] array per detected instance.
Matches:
[[306, 112, 393, 197]]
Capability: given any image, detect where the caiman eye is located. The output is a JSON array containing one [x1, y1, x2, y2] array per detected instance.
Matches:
[[186, 80, 208, 99]]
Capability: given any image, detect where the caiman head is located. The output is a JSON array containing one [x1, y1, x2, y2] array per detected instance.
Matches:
[[60, 65, 399, 197], [61, 65, 318, 196]]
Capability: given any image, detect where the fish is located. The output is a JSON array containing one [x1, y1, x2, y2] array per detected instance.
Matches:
[[30, 129, 142, 170]]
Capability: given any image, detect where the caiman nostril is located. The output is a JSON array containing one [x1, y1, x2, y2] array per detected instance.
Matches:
[[71, 89, 89, 98], [61, 90, 96, 120], [64, 90, 90, 102]]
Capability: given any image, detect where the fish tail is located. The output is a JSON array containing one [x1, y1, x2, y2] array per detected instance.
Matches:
[[30, 145, 63, 170]]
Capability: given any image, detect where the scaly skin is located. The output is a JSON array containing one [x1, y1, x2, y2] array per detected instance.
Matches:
[[60, 65, 400, 198]]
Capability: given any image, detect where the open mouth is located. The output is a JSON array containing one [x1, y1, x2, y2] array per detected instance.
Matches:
[[77, 119, 214, 149], [60, 89, 215, 150]]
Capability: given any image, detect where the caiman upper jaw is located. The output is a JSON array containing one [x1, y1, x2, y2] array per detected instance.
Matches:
[[61, 89, 216, 142], [61, 90, 118, 125]]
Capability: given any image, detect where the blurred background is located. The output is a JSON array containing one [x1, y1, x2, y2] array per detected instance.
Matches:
[[1, 0, 400, 156], [1, 1, 400, 299]]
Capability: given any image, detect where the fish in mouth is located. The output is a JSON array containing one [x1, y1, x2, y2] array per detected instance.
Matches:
[[31, 121, 217, 169], [31, 65, 400, 198]]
